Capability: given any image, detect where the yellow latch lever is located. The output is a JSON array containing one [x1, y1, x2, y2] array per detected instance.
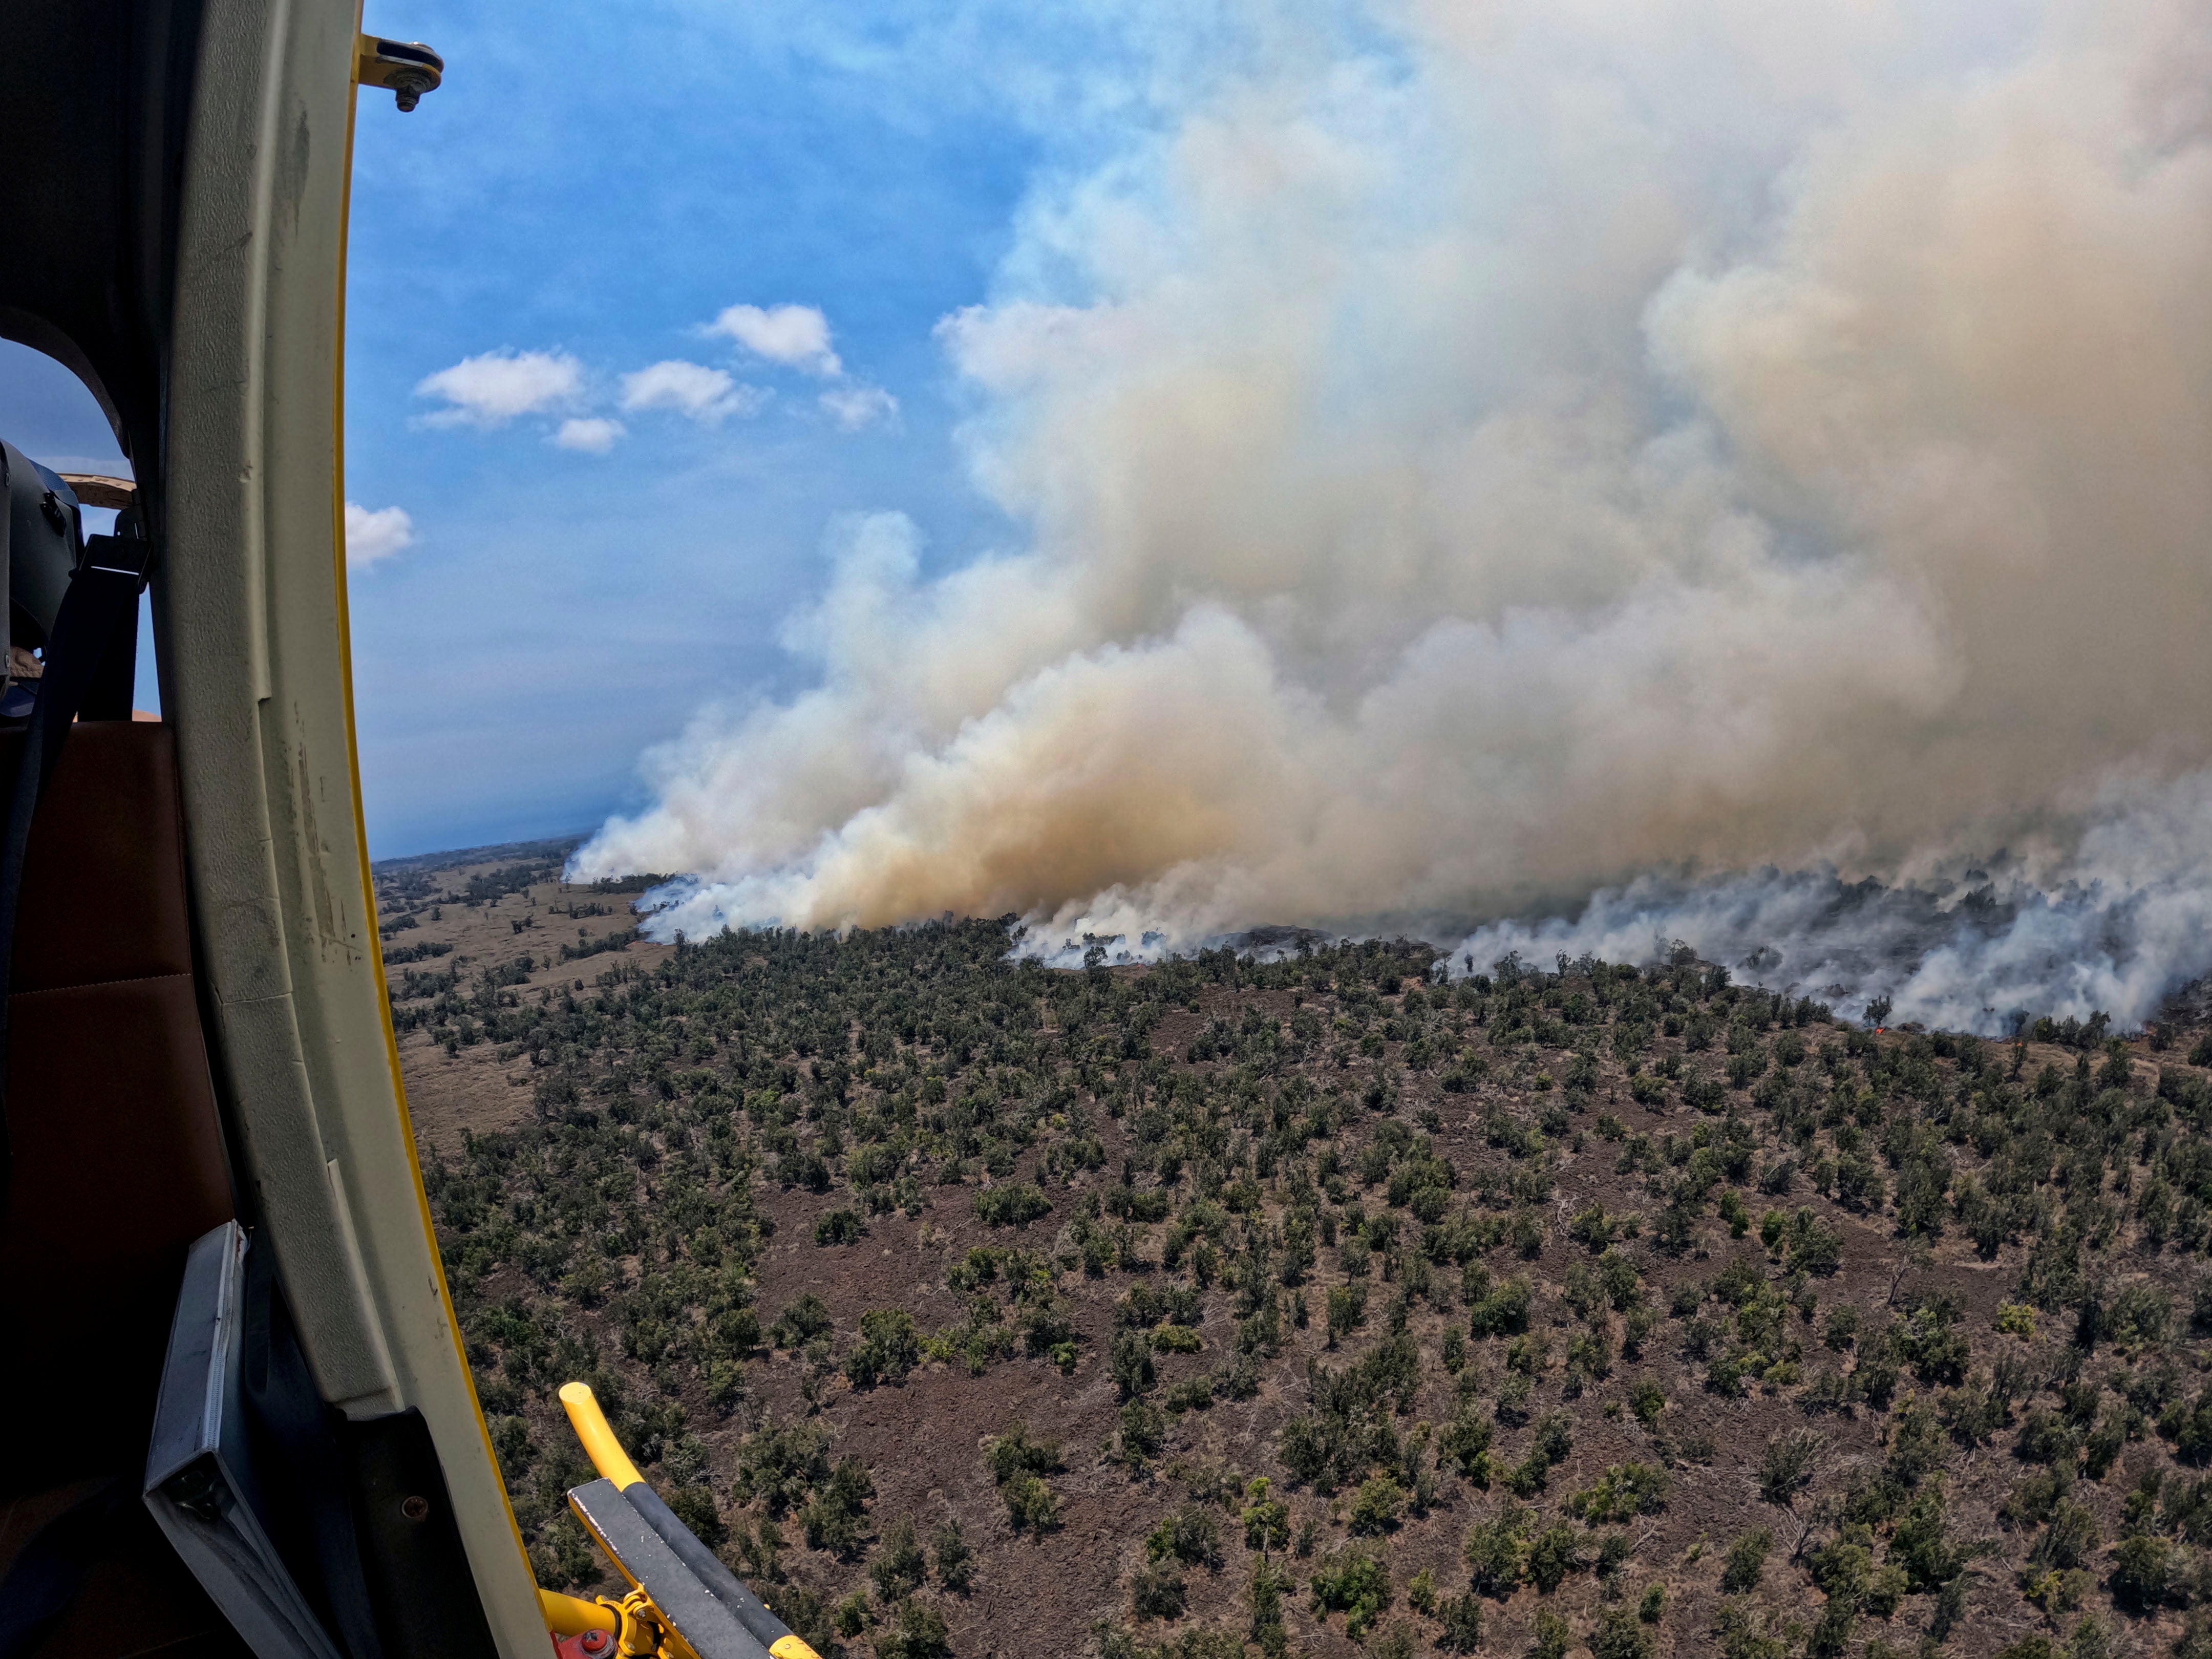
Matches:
[[560, 1381, 645, 1488]]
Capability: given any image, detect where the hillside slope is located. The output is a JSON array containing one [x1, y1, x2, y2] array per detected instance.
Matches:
[[377, 846, 2212, 1659]]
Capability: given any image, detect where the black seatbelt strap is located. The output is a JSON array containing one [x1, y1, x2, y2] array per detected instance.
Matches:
[[0, 530, 151, 1226], [81, 556, 141, 722]]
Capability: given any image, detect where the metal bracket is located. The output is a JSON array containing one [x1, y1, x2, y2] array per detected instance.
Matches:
[[355, 35, 443, 111]]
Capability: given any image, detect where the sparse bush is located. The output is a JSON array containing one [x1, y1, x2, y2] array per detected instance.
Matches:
[[1722, 1528, 1772, 1593], [1131, 1560, 1187, 1621], [1759, 1429, 1825, 1508], [1116, 1400, 1167, 1469], [874, 1599, 951, 1659], [1592, 1606, 1656, 1659], [871, 1517, 927, 1603], [1112, 1330, 1157, 1398], [985, 1422, 1063, 1483], [1526, 1523, 1585, 1593], [769, 1294, 832, 1350], [798, 1455, 875, 1557], [1527, 1606, 1571, 1659], [932, 1519, 974, 1593], [1436, 1592, 1484, 1652], [975, 1183, 1052, 1227], [845, 1308, 921, 1388], [1146, 1504, 1223, 1570], [1348, 1473, 1403, 1535], [1310, 1547, 1391, 1639], [1003, 1471, 1059, 1532]]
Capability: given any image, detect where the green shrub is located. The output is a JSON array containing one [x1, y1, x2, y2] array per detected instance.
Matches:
[[975, 1183, 1052, 1226], [1721, 1528, 1772, 1594], [798, 1455, 875, 1557], [1003, 1471, 1059, 1532], [768, 1293, 832, 1349], [984, 1422, 1063, 1483], [1566, 1462, 1670, 1523], [874, 1599, 950, 1659], [1888, 1482, 1965, 1591], [1469, 1275, 1534, 1337], [1526, 1523, 1585, 1593], [1131, 1560, 1187, 1620], [1440, 1399, 1494, 1481], [1527, 1607, 1570, 1659], [2111, 1533, 2171, 1611], [1464, 1504, 1532, 1598], [1592, 1606, 1655, 1659], [1327, 1467, 1395, 1536], [1310, 1547, 1391, 1640], [932, 1518, 973, 1593], [870, 1517, 927, 1603], [1241, 1479, 1290, 1551], [733, 1418, 831, 1515], [845, 1308, 921, 1388], [1146, 1504, 1223, 1569], [1164, 1377, 1214, 1414]]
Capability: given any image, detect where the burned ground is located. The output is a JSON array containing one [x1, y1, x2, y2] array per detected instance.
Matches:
[[379, 846, 2212, 1659]]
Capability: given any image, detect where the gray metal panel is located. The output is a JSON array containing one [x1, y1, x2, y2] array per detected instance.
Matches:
[[567, 1480, 772, 1659], [623, 1480, 794, 1654], [143, 1221, 347, 1659], [144, 1221, 246, 1489]]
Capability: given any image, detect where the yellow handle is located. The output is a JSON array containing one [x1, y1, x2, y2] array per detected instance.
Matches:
[[559, 1381, 645, 1491], [539, 1587, 620, 1636]]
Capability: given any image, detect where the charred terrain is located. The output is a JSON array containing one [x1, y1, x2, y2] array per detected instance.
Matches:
[[377, 844, 2212, 1659]]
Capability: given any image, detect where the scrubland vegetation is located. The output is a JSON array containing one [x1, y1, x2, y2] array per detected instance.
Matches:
[[384, 850, 2212, 1659]]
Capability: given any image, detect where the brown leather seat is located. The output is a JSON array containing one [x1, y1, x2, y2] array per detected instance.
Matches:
[[0, 721, 249, 1655], [0, 720, 235, 1498]]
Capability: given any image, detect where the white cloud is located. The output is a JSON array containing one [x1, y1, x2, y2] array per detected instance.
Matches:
[[414, 349, 583, 428], [344, 501, 413, 571], [553, 417, 625, 454], [818, 384, 899, 431], [619, 360, 763, 424], [707, 304, 842, 376]]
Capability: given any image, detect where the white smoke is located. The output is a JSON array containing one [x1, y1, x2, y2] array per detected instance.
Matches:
[[1440, 770, 2212, 1035], [581, 0, 2212, 1027]]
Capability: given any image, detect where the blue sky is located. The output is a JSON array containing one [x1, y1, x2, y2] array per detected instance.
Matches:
[[5, 0, 1163, 854], [339, 0, 1086, 854]]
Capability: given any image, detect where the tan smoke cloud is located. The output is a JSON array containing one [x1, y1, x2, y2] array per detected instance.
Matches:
[[578, 0, 2212, 956]]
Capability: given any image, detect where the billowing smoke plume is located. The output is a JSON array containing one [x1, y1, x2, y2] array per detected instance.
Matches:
[[577, 0, 2212, 1028]]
